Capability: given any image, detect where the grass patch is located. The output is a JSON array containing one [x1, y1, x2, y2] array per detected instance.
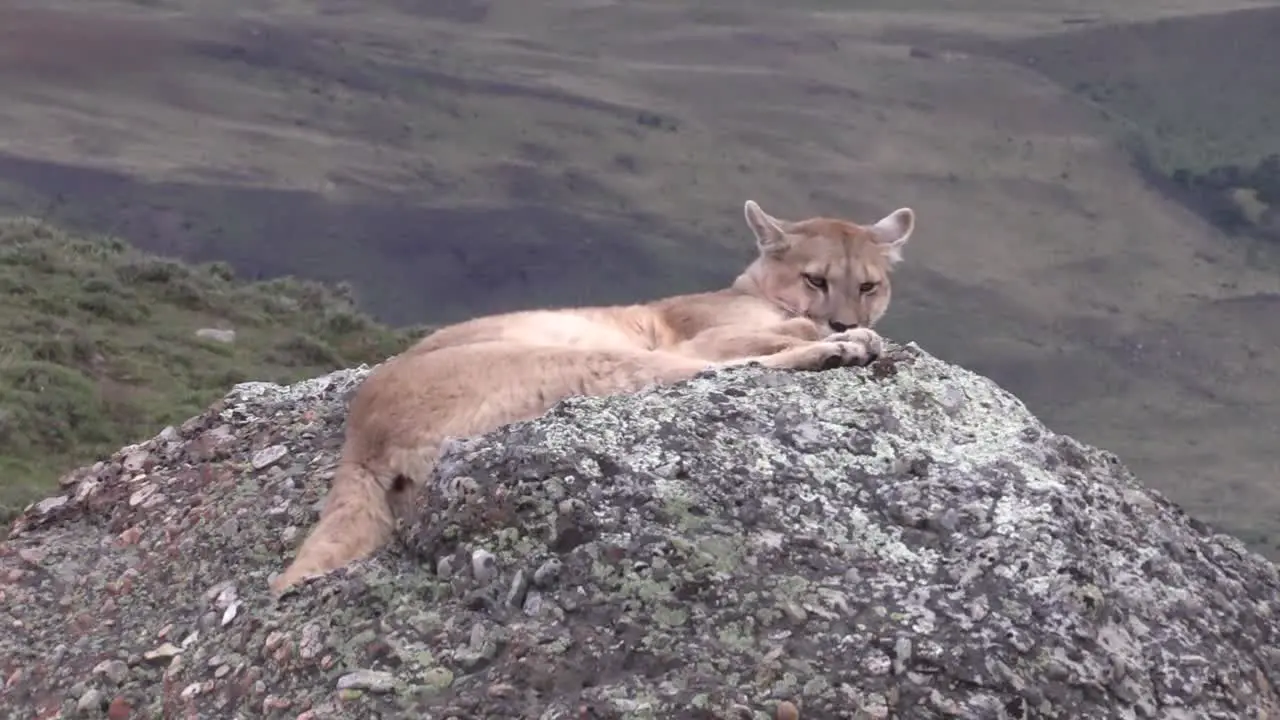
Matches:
[[956, 5, 1280, 242], [989, 6, 1280, 175], [0, 216, 425, 519]]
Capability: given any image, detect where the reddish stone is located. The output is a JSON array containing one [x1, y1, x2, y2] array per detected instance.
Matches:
[[263, 696, 292, 712], [117, 527, 142, 546], [107, 696, 133, 720], [271, 638, 293, 667]]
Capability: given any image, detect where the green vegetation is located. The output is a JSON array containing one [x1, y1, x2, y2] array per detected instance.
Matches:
[[1155, 154, 1280, 240], [0, 217, 423, 519], [991, 6, 1280, 175], [977, 6, 1280, 243]]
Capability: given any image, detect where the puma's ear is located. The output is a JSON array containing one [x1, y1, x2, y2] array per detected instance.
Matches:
[[744, 200, 790, 255], [870, 207, 915, 264]]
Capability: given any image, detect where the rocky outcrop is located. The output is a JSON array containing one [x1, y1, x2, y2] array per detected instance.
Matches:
[[4, 341, 1280, 719]]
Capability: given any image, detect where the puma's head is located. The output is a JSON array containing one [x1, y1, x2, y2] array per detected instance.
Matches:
[[737, 199, 915, 333]]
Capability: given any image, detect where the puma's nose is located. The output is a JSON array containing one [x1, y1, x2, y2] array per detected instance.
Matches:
[[829, 321, 858, 332]]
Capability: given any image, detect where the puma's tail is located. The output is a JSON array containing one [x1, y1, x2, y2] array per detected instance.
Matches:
[[270, 460, 400, 595]]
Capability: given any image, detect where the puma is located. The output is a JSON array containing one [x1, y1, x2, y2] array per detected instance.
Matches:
[[270, 199, 916, 595]]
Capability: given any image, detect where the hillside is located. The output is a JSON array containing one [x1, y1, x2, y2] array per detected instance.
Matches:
[[981, 5, 1280, 174], [0, 217, 421, 519], [2, 0, 1280, 559], [958, 4, 1280, 244]]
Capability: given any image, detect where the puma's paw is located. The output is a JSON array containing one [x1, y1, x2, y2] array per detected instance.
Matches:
[[806, 328, 882, 370], [269, 563, 327, 597], [269, 569, 307, 597], [825, 327, 883, 350]]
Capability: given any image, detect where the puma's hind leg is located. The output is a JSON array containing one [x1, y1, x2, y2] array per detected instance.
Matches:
[[272, 343, 728, 595]]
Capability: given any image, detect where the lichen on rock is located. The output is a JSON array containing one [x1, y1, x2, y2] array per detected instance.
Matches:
[[3, 342, 1280, 719]]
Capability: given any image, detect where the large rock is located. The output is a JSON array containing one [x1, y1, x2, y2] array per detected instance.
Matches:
[[3, 342, 1279, 719]]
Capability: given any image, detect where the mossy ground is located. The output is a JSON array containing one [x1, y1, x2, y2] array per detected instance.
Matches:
[[0, 217, 423, 519]]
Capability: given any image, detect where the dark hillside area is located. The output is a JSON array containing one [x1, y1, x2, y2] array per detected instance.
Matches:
[[0, 154, 725, 326]]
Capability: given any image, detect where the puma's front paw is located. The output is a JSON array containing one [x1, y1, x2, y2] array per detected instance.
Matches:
[[808, 326, 880, 368], [747, 327, 883, 372], [825, 328, 883, 355]]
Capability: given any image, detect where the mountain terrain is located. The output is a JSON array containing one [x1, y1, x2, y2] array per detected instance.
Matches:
[[2, 0, 1280, 554]]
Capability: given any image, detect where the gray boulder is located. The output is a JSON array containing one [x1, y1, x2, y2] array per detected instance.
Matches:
[[4, 341, 1279, 719]]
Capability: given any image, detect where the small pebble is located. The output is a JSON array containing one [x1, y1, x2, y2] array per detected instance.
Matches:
[[336, 669, 396, 693], [93, 659, 129, 685], [471, 549, 497, 583], [533, 558, 562, 587], [121, 449, 150, 473], [251, 445, 288, 470], [76, 689, 104, 714]]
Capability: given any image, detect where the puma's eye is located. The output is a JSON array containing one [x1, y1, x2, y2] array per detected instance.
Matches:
[[802, 273, 828, 291], [859, 282, 878, 294]]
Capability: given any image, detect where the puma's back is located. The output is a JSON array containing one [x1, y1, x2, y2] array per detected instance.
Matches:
[[406, 305, 666, 356]]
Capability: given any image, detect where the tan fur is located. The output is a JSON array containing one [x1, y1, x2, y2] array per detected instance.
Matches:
[[269, 199, 917, 595]]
